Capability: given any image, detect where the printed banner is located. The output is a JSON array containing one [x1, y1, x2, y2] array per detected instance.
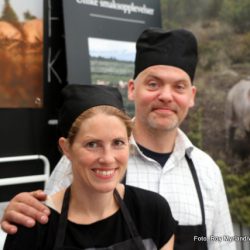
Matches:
[[62, 0, 161, 114]]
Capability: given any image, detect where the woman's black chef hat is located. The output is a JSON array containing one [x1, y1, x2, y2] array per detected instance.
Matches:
[[133, 28, 198, 82], [58, 84, 124, 137]]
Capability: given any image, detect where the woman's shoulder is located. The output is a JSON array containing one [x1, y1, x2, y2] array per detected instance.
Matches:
[[124, 185, 178, 227], [124, 185, 178, 248], [124, 185, 170, 210], [125, 185, 165, 199]]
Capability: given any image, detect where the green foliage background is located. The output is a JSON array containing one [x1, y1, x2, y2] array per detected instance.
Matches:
[[160, 0, 250, 226]]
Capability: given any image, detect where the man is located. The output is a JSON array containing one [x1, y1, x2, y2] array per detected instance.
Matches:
[[1, 28, 235, 249]]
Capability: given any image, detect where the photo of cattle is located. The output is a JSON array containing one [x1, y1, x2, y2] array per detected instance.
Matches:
[[0, 0, 43, 108], [88, 37, 135, 115]]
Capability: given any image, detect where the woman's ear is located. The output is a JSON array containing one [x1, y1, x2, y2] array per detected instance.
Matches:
[[58, 137, 71, 159]]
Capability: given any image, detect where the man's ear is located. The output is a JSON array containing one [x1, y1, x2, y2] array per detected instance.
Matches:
[[58, 137, 71, 159], [189, 86, 197, 108], [128, 79, 135, 101]]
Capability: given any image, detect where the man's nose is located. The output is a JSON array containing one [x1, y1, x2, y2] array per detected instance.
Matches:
[[158, 85, 173, 102]]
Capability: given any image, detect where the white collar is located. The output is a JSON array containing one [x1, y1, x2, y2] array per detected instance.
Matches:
[[130, 128, 194, 159]]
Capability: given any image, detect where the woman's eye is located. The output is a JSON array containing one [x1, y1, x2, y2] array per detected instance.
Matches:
[[86, 141, 98, 148], [113, 139, 125, 147]]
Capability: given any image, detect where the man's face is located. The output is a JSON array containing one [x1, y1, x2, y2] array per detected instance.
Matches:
[[128, 65, 196, 132]]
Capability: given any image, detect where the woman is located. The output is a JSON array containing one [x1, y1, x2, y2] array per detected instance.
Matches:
[[4, 84, 177, 250]]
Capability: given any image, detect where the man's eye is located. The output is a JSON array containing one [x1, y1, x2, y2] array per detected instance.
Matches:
[[177, 84, 184, 89], [175, 84, 186, 92], [147, 82, 159, 89]]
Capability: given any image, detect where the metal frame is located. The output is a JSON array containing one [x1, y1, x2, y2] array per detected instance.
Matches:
[[0, 155, 50, 187]]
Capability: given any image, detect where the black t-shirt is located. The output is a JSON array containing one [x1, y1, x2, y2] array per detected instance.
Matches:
[[137, 143, 172, 167], [4, 185, 177, 250]]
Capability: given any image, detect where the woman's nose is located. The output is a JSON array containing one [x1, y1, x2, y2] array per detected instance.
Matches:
[[98, 147, 115, 164]]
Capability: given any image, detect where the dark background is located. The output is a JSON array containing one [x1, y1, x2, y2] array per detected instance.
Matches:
[[0, 0, 161, 201]]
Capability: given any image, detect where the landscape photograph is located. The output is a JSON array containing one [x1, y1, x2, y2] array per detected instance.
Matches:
[[88, 37, 135, 114]]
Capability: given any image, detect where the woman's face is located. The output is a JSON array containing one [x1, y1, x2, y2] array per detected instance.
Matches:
[[60, 113, 129, 194]]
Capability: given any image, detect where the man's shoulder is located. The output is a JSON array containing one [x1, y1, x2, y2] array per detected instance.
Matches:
[[177, 129, 221, 173], [191, 145, 216, 163], [190, 146, 223, 181]]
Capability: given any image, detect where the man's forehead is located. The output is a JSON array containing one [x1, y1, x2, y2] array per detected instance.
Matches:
[[139, 65, 191, 81]]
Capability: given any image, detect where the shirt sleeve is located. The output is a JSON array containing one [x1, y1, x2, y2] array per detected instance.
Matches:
[[44, 155, 73, 195]]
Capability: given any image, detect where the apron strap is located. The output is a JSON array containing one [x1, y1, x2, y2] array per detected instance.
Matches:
[[185, 154, 206, 225], [114, 189, 146, 250], [54, 187, 145, 250], [53, 187, 71, 249]]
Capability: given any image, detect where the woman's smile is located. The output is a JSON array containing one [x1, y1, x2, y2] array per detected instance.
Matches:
[[92, 168, 118, 179]]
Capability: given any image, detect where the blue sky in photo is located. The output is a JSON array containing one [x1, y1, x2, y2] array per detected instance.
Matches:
[[0, 0, 43, 21], [88, 37, 135, 62]]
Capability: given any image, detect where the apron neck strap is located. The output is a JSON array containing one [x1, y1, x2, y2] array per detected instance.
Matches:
[[114, 188, 145, 250], [54, 186, 70, 248], [114, 189, 138, 237], [185, 154, 206, 225], [54, 187, 145, 250]]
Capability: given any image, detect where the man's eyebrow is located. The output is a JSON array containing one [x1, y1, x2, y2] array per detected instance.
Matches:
[[145, 74, 188, 83], [175, 79, 189, 84], [144, 74, 162, 81]]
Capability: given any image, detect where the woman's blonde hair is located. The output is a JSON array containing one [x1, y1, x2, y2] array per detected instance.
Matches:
[[67, 105, 133, 145]]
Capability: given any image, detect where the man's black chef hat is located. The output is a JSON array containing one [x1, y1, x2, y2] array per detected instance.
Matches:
[[133, 28, 198, 82], [58, 84, 124, 137]]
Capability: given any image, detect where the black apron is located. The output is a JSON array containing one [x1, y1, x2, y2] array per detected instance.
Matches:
[[173, 154, 208, 250], [52, 187, 146, 250], [122, 153, 208, 250]]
